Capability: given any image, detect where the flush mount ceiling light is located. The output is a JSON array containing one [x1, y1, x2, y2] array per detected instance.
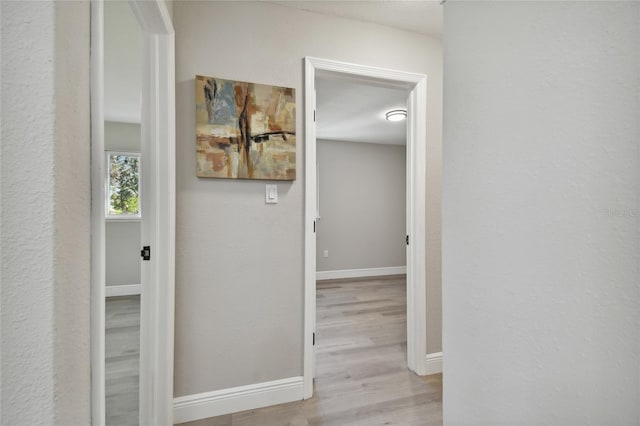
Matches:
[[385, 109, 407, 122]]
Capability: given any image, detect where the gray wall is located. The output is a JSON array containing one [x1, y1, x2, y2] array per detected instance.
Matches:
[[105, 122, 141, 287], [105, 221, 141, 286], [173, 1, 443, 397], [316, 140, 406, 272], [105, 121, 141, 153], [104, 0, 141, 123], [443, 2, 640, 425], [1, 1, 91, 424]]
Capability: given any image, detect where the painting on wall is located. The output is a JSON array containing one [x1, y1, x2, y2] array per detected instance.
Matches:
[[195, 75, 296, 180]]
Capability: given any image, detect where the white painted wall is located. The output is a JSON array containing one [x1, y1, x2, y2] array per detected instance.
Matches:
[[316, 140, 406, 272], [443, 2, 640, 425], [0, 1, 90, 424], [173, 0, 442, 397]]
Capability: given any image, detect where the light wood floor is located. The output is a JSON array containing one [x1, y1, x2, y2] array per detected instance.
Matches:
[[179, 275, 442, 426], [106, 295, 140, 426]]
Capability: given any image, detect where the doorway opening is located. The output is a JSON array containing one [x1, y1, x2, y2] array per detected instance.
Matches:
[[314, 71, 409, 400], [303, 57, 428, 398], [90, 1, 176, 424]]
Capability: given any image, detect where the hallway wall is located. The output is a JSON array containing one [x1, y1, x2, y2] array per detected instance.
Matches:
[[0, 1, 91, 424], [173, 1, 443, 397], [443, 2, 640, 424], [316, 139, 406, 272]]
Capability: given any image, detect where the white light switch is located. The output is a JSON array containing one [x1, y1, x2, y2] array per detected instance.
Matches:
[[323, 250, 329, 258], [265, 184, 278, 204]]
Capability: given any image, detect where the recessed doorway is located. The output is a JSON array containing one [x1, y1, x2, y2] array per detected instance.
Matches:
[[90, 1, 176, 424], [304, 57, 429, 398]]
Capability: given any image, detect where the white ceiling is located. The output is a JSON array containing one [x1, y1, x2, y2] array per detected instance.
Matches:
[[316, 76, 409, 146], [270, 1, 443, 38], [277, 1, 443, 146]]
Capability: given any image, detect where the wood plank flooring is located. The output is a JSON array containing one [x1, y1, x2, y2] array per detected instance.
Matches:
[[179, 275, 442, 426], [106, 295, 141, 426]]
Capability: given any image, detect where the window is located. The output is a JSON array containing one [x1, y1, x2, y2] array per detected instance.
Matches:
[[106, 152, 141, 219]]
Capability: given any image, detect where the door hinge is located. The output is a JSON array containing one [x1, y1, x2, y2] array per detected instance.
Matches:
[[313, 110, 316, 122], [406, 235, 409, 246], [313, 220, 316, 233], [141, 245, 151, 261], [313, 332, 316, 346]]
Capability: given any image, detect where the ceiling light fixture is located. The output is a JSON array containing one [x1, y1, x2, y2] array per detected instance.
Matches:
[[385, 109, 407, 122]]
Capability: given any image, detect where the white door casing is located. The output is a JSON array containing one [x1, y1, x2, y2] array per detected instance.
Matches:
[[130, 2, 176, 424], [303, 57, 428, 399]]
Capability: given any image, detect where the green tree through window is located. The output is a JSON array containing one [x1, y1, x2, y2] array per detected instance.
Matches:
[[108, 153, 140, 216]]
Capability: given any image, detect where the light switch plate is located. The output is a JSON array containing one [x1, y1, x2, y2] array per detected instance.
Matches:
[[265, 184, 278, 204]]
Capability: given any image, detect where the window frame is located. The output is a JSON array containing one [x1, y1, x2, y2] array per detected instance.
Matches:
[[105, 150, 142, 221]]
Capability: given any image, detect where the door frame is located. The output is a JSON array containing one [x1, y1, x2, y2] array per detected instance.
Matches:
[[303, 57, 428, 399], [90, 1, 176, 425]]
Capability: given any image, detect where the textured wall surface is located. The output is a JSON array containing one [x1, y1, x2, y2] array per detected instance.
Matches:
[[52, 3, 91, 423], [443, 2, 640, 425], [1, 3, 57, 422], [0, 1, 91, 424], [316, 140, 406, 272], [173, 0, 443, 397]]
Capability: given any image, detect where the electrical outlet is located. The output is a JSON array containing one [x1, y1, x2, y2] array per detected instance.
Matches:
[[323, 250, 329, 258]]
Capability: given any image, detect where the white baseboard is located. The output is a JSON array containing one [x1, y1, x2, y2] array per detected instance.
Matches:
[[173, 376, 303, 424], [425, 352, 443, 375], [104, 284, 141, 297], [316, 266, 407, 281]]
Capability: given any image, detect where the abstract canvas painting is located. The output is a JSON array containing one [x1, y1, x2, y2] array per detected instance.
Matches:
[[195, 75, 296, 180]]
